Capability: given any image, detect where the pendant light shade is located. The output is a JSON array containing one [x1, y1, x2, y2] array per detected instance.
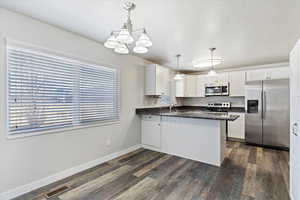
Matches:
[[133, 45, 148, 54], [174, 73, 185, 80], [116, 26, 134, 44], [104, 34, 118, 49], [136, 30, 152, 47], [114, 43, 129, 54], [174, 54, 184, 80], [207, 69, 217, 76], [207, 48, 218, 76]]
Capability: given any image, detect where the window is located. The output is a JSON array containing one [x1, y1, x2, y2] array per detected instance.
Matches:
[[7, 45, 120, 136]]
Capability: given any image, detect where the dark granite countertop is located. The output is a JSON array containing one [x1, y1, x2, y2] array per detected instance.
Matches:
[[136, 106, 241, 121]]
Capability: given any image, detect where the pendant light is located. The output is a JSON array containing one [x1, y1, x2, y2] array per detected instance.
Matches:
[[104, 32, 118, 49], [174, 54, 184, 80], [114, 43, 129, 54], [207, 48, 218, 76]]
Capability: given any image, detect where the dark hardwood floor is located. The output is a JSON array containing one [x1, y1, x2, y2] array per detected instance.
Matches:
[[14, 141, 290, 200]]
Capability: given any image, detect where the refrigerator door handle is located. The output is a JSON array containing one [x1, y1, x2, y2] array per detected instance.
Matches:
[[261, 91, 264, 119], [262, 91, 267, 119]]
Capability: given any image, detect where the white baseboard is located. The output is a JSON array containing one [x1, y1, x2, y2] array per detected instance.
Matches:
[[0, 144, 142, 200]]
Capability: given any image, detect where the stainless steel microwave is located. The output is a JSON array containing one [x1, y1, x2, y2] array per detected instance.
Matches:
[[205, 83, 229, 96]]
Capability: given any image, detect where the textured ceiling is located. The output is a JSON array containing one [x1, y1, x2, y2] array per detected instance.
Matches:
[[0, 0, 299, 71]]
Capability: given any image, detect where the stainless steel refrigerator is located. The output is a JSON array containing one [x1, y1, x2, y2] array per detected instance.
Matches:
[[245, 79, 290, 149]]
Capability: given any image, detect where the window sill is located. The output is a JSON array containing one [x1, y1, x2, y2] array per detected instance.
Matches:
[[6, 121, 121, 140]]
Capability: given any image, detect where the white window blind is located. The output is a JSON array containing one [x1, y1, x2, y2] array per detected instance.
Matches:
[[7, 46, 120, 136]]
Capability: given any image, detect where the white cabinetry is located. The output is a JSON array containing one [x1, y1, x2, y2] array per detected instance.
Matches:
[[246, 67, 289, 82], [267, 67, 290, 80], [228, 71, 246, 96], [175, 75, 207, 97], [161, 117, 226, 166], [245, 69, 267, 82], [206, 73, 228, 85], [175, 78, 185, 97], [145, 64, 170, 96], [196, 75, 206, 97], [289, 40, 300, 200], [184, 75, 197, 97], [141, 115, 161, 148], [228, 112, 245, 139]]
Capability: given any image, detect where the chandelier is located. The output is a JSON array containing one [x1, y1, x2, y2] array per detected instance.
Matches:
[[104, 2, 152, 54]]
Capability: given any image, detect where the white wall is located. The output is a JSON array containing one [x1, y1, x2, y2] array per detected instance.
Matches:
[[0, 8, 149, 194]]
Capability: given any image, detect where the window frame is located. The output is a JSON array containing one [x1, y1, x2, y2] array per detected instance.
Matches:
[[5, 39, 121, 139]]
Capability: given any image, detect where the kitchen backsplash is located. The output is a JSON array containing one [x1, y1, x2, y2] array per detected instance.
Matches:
[[143, 95, 183, 107], [182, 96, 245, 107]]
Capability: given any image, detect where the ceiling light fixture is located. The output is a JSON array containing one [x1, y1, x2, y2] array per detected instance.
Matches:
[[193, 58, 223, 68], [207, 48, 218, 76], [174, 54, 185, 80], [104, 2, 152, 55]]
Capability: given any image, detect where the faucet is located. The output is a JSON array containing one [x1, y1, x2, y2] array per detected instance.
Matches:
[[169, 103, 174, 112]]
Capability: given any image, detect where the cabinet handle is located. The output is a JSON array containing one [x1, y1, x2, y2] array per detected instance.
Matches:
[[293, 123, 298, 136]]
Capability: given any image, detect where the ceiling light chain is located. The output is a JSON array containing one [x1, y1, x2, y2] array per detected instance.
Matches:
[[104, 2, 152, 55]]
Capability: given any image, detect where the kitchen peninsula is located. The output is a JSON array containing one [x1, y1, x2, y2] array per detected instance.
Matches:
[[136, 106, 239, 166]]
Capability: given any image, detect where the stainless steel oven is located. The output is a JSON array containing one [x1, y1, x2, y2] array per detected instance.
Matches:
[[205, 83, 229, 96]]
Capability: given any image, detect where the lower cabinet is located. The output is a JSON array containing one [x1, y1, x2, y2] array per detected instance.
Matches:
[[141, 115, 161, 148], [228, 112, 245, 139]]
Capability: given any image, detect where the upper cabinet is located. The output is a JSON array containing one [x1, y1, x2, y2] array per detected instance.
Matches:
[[175, 77, 185, 97], [245, 66, 289, 82], [228, 71, 246, 96], [145, 64, 170, 96], [176, 75, 207, 97], [184, 75, 198, 97], [206, 73, 228, 86], [168, 65, 289, 98], [196, 75, 207, 97]]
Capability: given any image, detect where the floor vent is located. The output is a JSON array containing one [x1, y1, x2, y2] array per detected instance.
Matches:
[[44, 185, 69, 198]]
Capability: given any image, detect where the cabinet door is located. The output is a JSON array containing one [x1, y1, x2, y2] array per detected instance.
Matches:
[[291, 97, 300, 200], [292, 163, 300, 200], [290, 48, 299, 97], [246, 69, 267, 82], [218, 73, 229, 84], [246, 67, 289, 82], [267, 67, 289, 80], [156, 65, 170, 96], [206, 75, 218, 85], [175, 78, 185, 97], [293, 98, 300, 165], [145, 64, 157, 95], [228, 71, 245, 96], [228, 113, 245, 139], [184, 75, 197, 97], [206, 73, 228, 85], [142, 115, 161, 148], [196, 75, 206, 97], [290, 43, 300, 200]]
